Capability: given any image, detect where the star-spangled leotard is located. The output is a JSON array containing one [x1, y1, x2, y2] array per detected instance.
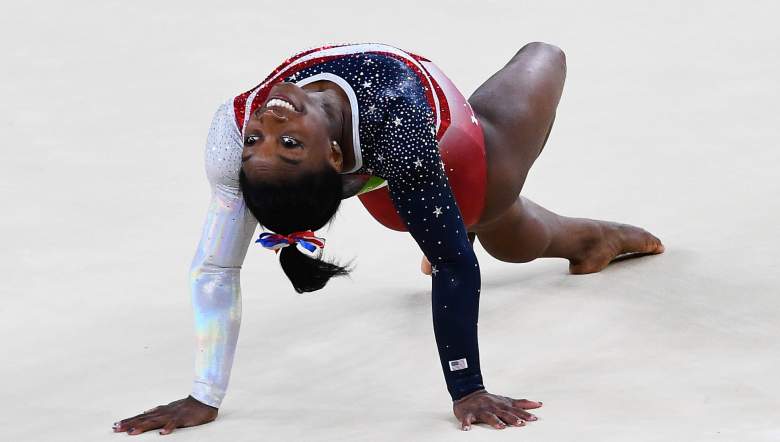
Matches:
[[191, 43, 486, 408]]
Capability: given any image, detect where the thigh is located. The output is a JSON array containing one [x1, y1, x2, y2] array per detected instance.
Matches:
[[468, 42, 566, 225]]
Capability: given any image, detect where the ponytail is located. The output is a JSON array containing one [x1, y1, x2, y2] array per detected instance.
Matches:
[[279, 246, 350, 293]]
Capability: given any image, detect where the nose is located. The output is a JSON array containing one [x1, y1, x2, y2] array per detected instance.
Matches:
[[242, 140, 271, 163], [258, 108, 289, 123]]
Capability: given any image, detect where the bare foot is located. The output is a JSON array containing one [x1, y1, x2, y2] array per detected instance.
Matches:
[[568, 221, 664, 274], [421, 255, 432, 275]]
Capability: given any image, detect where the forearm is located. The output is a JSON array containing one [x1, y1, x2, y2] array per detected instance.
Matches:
[[190, 263, 242, 408], [187, 197, 254, 408], [431, 251, 485, 401]]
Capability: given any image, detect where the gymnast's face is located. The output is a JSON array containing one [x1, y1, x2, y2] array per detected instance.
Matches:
[[241, 82, 344, 184]]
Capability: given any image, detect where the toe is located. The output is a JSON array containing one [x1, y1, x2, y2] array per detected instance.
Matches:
[[569, 260, 601, 274], [649, 235, 665, 253]]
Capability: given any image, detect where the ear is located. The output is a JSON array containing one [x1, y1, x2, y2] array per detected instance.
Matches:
[[327, 140, 344, 172]]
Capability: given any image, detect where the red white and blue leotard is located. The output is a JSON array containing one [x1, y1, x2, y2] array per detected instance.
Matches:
[[191, 43, 487, 408]]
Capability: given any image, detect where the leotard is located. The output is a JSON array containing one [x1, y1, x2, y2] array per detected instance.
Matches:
[[191, 43, 486, 408]]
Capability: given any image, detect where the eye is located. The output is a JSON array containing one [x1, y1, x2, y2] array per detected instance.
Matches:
[[244, 134, 261, 146], [280, 135, 302, 149]]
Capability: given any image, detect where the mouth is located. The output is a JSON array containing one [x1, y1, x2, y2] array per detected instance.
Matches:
[[263, 95, 300, 113]]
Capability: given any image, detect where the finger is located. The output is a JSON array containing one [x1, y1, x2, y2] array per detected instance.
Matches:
[[509, 407, 539, 422], [127, 416, 166, 435], [512, 399, 543, 409], [159, 417, 179, 435], [114, 413, 163, 432], [478, 411, 507, 430], [121, 410, 155, 422], [494, 410, 525, 427], [144, 405, 163, 413], [114, 418, 141, 432], [460, 413, 476, 431]]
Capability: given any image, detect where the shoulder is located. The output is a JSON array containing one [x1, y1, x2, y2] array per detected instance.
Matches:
[[205, 100, 243, 188], [208, 100, 240, 137]]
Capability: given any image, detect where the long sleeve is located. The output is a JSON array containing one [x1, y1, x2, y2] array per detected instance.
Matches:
[[189, 101, 257, 408], [376, 97, 485, 401]]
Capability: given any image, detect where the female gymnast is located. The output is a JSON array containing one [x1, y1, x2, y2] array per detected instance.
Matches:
[[113, 42, 663, 435]]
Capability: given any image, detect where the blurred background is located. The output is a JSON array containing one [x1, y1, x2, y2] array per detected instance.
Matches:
[[1, 1, 778, 440]]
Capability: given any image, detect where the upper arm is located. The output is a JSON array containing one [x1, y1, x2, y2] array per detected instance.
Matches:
[[378, 99, 474, 265], [191, 100, 257, 271]]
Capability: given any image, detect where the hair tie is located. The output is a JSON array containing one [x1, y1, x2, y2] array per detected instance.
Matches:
[[256, 230, 326, 258]]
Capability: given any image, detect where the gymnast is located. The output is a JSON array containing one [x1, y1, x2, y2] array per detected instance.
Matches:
[[113, 42, 663, 435]]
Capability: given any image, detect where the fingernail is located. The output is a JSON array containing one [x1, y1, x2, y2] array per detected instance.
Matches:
[[463, 425, 470, 431]]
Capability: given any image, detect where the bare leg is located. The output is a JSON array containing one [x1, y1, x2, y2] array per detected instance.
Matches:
[[459, 42, 662, 273], [470, 42, 567, 222], [474, 197, 664, 274]]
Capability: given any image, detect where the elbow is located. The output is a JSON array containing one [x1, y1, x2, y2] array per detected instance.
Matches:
[[431, 248, 478, 270], [190, 259, 242, 282]]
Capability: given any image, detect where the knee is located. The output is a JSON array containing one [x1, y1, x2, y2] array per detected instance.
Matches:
[[520, 41, 565, 56], [518, 42, 566, 68]]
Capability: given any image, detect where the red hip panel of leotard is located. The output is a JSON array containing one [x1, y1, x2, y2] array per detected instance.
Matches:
[[358, 60, 487, 231]]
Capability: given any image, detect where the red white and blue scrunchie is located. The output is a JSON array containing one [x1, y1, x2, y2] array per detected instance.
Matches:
[[256, 230, 326, 258]]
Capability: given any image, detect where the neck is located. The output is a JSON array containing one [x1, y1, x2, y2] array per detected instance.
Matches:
[[335, 96, 356, 172], [302, 81, 356, 172]]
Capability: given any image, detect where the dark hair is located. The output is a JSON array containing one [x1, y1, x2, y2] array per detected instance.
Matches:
[[239, 166, 350, 293]]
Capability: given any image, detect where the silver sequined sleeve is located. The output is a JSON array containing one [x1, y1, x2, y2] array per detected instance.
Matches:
[[189, 100, 257, 408]]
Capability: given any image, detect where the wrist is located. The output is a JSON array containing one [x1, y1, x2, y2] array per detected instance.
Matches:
[[191, 382, 225, 409], [448, 373, 485, 402], [453, 388, 487, 404], [188, 394, 219, 410]]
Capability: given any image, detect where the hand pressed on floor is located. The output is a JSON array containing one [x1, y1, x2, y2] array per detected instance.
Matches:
[[112, 395, 218, 436], [453, 389, 542, 431]]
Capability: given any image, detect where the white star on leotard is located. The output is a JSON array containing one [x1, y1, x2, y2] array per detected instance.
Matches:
[[414, 158, 423, 168], [362, 81, 372, 88], [470, 114, 479, 124], [431, 265, 439, 276], [377, 154, 385, 162], [430, 126, 436, 135], [433, 206, 443, 217], [393, 116, 402, 126], [364, 58, 374, 65], [367, 105, 377, 114]]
